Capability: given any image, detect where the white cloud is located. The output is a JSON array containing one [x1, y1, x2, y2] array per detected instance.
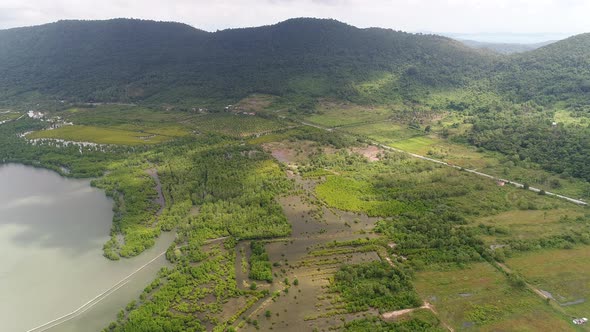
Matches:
[[0, 0, 588, 37]]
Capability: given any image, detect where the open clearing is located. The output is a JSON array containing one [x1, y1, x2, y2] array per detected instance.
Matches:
[[414, 262, 574, 331], [327, 113, 590, 200], [476, 208, 588, 245], [27, 125, 186, 145], [305, 101, 394, 128], [188, 113, 293, 138], [24, 104, 295, 145], [505, 248, 590, 322]]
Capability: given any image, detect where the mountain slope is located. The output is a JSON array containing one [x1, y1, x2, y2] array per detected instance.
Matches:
[[0, 19, 210, 102], [0, 18, 496, 106], [496, 33, 590, 104]]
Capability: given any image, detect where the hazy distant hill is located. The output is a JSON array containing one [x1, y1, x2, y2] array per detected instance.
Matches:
[[458, 39, 555, 54], [0, 18, 495, 106]]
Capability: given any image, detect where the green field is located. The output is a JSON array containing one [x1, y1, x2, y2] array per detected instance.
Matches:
[[415, 262, 574, 331], [24, 105, 294, 144], [0, 111, 20, 122], [344, 121, 423, 144], [315, 175, 407, 217], [305, 102, 394, 127], [188, 113, 291, 137], [476, 208, 587, 246], [390, 136, 437, 152], [340, 116, 590, 200], [27, 125, 185, 145], [506, 248, 590, 322]]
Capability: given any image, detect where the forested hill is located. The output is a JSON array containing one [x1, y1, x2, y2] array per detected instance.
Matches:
[[0, 18, 496, 106], [495, 33, 590, 104]]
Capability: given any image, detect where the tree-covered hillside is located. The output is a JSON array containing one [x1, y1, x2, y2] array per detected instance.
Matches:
[[0, 18, 496, 106], [1, 18, 589, 108], [495, 33, 590, 104]]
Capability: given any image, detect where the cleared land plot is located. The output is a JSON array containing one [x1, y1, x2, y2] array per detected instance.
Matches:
[[27, 105, 193, 145], [0, 111, 20, 122], [27, 125, 184, 145], [414, 262, 573, 331], [347, 119, 590, 199], [26, 104, 293, 144], [476, 209, 587, 245], [60, 105, 193, 126], [188, 113, 292, 137], [390, 136, 438, 153], [344, 122, 423, 144], [305, 103, 394, 128], [506, 248, 590, 321]]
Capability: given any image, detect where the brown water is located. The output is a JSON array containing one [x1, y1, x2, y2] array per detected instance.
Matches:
[[0, 164, 173, 332]]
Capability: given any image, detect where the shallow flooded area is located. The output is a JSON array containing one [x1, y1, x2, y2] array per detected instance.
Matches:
[[0, 164, 173, 332], [238, 169, 382, 331]]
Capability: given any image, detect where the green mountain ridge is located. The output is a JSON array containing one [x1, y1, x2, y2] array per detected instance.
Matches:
[[494, 33, 590, 104], [0, 18, 588, 107], [0, 18, 497, 106]]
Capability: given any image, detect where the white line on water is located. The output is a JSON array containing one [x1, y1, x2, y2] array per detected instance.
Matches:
[[26, 250, 167, 332], [26, 236, 229, 332]]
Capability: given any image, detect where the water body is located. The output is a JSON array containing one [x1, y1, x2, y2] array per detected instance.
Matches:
[[0, 164, 174, 332]]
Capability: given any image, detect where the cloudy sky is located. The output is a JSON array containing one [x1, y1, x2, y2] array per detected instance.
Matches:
[[1, 0, 588, 41]]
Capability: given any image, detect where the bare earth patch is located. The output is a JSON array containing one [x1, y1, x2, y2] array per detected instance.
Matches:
[[351, 145, 385, 162], [262, 140, 336, 165]]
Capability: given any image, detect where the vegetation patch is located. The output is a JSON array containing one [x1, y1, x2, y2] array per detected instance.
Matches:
[[248, 241, 273, 282], [505, 248, 590, 318], [28, 125, 180, 145], [344, 310, 444, 332], [316, 176, 407, 216], [305, 101, 393, 128], [414, 262, 571, 331], [188, 113, 291, 138], [332, 261, 422, 313]]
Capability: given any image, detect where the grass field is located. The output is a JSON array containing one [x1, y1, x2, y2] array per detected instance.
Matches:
[[0, 111, 20, 122], [61, 105, 193, 126], [342, 117, 590, 199], [305, 103, 394, 128], [506, 248, 590, 322], [476, 208, 587, 246], [414, 262, 574, 331], [315, 175, 407, 217], [390, 136, 437, 153], [26, 104, 294, 144], [189, 113, 291, 137], [344, 122, 424, 144], [27, 125, 184, 145]]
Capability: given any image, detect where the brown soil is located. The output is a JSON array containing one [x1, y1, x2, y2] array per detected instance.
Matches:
[[351, 145, 385, 162], [234, 94, 274, 112], [238, 172, 382, 331]]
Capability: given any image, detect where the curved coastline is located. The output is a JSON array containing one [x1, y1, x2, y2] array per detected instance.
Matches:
[[0, 163, 174, 332]]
